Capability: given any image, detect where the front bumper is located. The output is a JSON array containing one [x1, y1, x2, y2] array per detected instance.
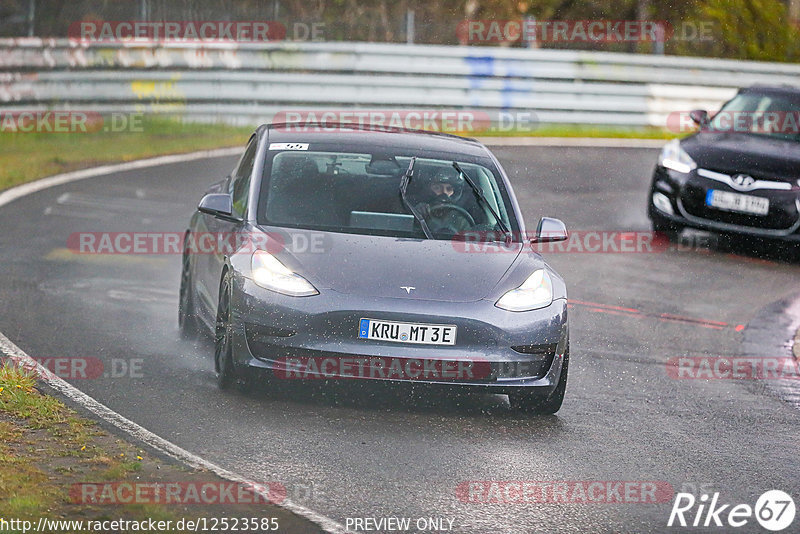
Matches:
[[228, 277, 568, 395], [648, 165, 800, 242]]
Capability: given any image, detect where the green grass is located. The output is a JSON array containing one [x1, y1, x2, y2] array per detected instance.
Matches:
[[0, 365, 69, 519], [0, 117, 252, 192], [0, 362, 174, 525], [0, 361, 75, 431], [99, 460, 142, 481]]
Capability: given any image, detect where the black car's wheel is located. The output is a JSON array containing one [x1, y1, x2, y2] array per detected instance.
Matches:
[[178, 244, 199, 339], [214, 274, 237, 390], [650, 216, 683, 242], [510, 344, 569, 415]]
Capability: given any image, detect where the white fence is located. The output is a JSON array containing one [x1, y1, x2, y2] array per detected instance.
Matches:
[[1, 38, 799, 128]]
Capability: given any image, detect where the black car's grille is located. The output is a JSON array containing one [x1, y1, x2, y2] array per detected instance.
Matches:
[[680, 182, 799, 231]]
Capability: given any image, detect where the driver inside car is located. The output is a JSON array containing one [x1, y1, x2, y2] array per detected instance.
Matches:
[[413, 168, 483, 234]]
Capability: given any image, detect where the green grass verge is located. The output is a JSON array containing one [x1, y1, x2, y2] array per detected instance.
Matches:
[[0, 117, 252, 192]]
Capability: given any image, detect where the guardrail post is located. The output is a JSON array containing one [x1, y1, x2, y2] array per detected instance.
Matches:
[[26, 0, 35, 37], [406, 10, 415, 45]]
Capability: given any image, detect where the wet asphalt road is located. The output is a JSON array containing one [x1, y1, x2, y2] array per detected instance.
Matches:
[[0, 146, 799, 533]]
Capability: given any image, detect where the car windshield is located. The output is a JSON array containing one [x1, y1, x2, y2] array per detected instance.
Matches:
[[710, 91, 800, 142], [257, 148, 517, 241]]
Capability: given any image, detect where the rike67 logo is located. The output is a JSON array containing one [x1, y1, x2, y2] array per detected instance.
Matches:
[[668, 490, 795, 531]]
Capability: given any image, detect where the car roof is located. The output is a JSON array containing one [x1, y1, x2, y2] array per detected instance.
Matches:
[[257, 122, 492, 158], [741, 85, 800, 98]]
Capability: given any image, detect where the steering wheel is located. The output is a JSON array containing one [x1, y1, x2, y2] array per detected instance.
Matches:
[[427, 203, 476, 234]]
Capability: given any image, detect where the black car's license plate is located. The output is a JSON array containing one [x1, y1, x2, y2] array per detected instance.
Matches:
[[706, 189, 769, 216]]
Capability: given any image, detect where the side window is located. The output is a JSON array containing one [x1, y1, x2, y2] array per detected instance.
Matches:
[[231, 137, 258, 217]]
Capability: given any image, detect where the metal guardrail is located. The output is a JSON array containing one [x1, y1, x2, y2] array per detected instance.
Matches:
[[1, 39, 799, 128]]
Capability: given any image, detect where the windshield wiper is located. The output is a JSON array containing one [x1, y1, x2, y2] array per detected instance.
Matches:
[[452, 161, 512, 244], [399, 157, 433, 239]]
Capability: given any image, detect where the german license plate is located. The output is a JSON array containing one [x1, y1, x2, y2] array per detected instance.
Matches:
[[358, 318, 457, 345], [706, 190, 769, 216]]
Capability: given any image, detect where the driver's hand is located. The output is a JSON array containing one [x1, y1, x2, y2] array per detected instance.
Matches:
[[415, 202, 432, 220]]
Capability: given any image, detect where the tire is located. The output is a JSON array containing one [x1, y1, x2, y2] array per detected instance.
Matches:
[[213, 273, 260, 392], [214, 274, 237, 390], [178, 244, 200, 340], [510, 344, 569, 415], [650, 218, 683, 242]]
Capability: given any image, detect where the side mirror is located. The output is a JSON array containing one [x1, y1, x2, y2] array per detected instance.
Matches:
[[689, 109, 709, 127], [531, 217, 568, 244], [198, 193, 239, 221]]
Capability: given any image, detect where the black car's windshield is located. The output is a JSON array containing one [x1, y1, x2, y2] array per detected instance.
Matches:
[[710, 91, 800, 142], [258, 148, 517, 241]]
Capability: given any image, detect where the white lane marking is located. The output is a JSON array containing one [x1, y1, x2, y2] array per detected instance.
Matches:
[[476, 136, 667, 148], [49, 192, 178, 216], [56, 192, 167, 208], [107, 289, 167, 302], [0, 148, 347, 534], [43, 206, 111, 220], [0, 147, 241, 208]]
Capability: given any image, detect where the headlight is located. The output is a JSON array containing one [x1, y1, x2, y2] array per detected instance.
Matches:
[[251, 250, 318, 297], [496, 269, 553, 312], [658, 139, 697, 174]]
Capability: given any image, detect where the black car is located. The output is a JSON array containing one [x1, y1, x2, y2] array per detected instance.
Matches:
[[178, 123, 571, 414], [648, 85, 800, 244]]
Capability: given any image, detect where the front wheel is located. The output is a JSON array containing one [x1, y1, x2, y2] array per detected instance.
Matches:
[[214, 274, 260, 392], [178, 245, 199, 340], [509, 344, 569, 415], [214, 275, 237, 390], [650, 217, 683, 242]]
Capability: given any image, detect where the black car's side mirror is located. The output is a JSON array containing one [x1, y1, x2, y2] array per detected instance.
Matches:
[[531, 217, 568, 244], [689, 109, 709, 127], [198, 193, 239, 221]]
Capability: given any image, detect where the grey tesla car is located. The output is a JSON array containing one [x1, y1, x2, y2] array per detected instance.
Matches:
[[179, 123, 570, 413]]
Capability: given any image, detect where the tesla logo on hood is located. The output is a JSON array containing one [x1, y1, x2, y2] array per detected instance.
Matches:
[[400, 286, 415, 294], [732, 174, 756, 190]]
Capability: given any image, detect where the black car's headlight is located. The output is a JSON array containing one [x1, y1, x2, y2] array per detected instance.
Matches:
[[495, 269, 553, 312], [251, 250, 319, 297], [658, 139, 697, 174]]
